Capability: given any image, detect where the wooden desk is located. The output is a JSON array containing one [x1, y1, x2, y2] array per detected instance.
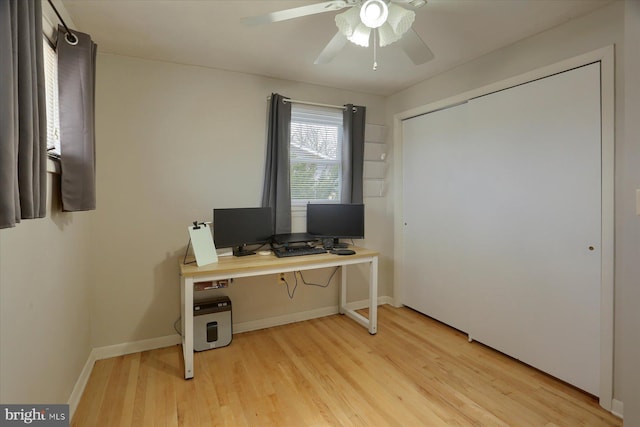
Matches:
[[179, 246, 379, 379]]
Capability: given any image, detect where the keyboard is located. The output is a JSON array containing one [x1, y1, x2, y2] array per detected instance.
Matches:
[[273, 246, 327, 258]]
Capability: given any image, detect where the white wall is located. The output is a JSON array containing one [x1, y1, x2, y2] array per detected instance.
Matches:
[[0, 171, 93, 404], [619, 1, 640, 423], [0, 0, 92, 408], [91, 54, 388, 348], [386, 0, 638, 413]]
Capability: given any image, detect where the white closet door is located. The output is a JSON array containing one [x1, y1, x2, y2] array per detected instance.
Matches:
[[401, 103, 472, 333], [465, 63, 601, 395], [401, 63, 601, 395]]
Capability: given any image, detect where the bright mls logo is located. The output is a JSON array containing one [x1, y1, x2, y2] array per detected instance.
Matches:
[[1, 405, 68, 426]]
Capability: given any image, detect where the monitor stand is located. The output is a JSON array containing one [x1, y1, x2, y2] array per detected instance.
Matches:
[[323, 238, 349, 249], [233, 245, 255, 257]]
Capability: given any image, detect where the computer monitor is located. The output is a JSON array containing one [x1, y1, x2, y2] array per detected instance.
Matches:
[[306, 203, 364, 248], [213, 207, 273, 256]]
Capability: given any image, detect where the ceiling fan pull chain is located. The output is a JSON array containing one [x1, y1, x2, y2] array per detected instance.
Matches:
[[373, 29, 378, 71]]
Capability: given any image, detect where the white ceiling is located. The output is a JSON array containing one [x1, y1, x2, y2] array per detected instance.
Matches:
[[61, 0, 612, 96]]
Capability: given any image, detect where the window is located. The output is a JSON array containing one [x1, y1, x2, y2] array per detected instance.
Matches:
[[43, 36, 60, 157], [290, 104, 343, 204]]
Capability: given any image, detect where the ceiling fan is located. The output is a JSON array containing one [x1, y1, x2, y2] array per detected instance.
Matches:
[[242, 0, 434, 69]]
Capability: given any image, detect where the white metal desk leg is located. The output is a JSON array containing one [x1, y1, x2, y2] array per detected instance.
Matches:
[[339, 265, 347, 314], [369, 257, 378, 335], [182, 275, 194, 379]]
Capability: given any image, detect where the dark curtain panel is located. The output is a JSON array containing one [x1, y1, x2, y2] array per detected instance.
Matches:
[[0, 0, 47, 229], [261, 93, 292, 235], [342, 104, 366, 204], [57, 25, 97, 212]]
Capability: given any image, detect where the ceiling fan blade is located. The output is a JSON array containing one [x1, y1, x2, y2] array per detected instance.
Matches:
[[398, 28, 434, 65], [242, 1, 349, 26], [314, 31, 348, 64]]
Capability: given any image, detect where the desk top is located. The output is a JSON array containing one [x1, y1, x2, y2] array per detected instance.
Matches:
[[180, 246, 378, 278]]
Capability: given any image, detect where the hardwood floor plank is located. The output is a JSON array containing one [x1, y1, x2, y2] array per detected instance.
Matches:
[[72, 305, 621, 426], [306, 318, 444, 426], [130, 352, 149, 426], [71, 358, 115, 426]]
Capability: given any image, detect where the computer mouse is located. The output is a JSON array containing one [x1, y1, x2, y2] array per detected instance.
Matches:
[[331, 249, 355, 255]]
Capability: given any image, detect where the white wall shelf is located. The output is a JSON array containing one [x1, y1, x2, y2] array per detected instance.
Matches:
[[364, 179, 385, 198], [364, 141, 387, 161], [364, 124, 387, 197]]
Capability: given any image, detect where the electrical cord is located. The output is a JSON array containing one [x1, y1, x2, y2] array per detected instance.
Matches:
[[283, 275, 298, 300], [284, 266, 340, 299], [174, 317, 182, 337], [298, 266, 339, 288]]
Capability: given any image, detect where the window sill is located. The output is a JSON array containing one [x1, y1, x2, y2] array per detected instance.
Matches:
[[292, 204, 307, 217], [47, 156, 60, 174]]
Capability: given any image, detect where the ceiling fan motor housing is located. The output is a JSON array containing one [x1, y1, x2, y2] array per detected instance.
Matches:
[[360, 0, 388, 28]]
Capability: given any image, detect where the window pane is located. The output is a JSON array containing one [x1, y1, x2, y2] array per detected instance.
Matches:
[[291, 122, 339, 161], [43, 36, 60, 156], [290, 162, 340, 201], [290, 104, 342, 203]]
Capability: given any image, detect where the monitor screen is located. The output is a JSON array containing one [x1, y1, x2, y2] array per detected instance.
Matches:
[[306, 203, 365, 240], [213, 207, 273, 256]]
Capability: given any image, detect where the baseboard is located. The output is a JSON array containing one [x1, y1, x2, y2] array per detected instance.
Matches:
[[91, 334, 182, 361], [233, 306, 340, 333], [68, 350, 97, 420], [234, 297, 391, 333], [67, 297, 391, 420], [611, 398, 623, 419], [345, 296, 393, 311]]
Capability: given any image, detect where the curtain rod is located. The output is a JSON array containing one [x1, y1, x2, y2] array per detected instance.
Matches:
[[267, 96, 347, 111], [285, 98, 347, 111], [46, 0, 78, 45]]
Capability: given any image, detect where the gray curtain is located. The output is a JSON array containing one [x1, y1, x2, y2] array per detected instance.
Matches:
[[0, 0, 47, 229], [57, 25, 97, 211], [261, 93, 292, 234], [342, 104, 366, 204]]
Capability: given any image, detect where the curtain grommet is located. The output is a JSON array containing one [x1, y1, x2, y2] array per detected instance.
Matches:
[[65, 32, 78, 46]]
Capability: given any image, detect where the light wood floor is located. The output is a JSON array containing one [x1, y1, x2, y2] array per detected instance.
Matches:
[[72, 305, 621, 426]]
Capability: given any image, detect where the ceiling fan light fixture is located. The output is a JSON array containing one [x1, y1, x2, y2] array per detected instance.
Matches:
[[386, 2, 415, 37], [335, 5, 361, 37], [378, 22, 401, 47], [359, 0, 388, 28], [347, 22, 371, 47]]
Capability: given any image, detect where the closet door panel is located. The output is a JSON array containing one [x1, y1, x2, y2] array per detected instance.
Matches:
[[401, 103, 472, 333], [400, 63, 601, 396], [465, 63, 601, 395]]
